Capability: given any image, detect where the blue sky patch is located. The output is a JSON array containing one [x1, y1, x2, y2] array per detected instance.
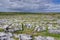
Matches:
[[53, 0, 60, 4]]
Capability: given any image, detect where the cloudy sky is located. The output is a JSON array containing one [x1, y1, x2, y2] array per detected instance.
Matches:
[[0, 0, 60, 12]]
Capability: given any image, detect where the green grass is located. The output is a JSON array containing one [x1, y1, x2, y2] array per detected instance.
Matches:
[[0, 28, 4, 32], [13, 37, 19, 40]]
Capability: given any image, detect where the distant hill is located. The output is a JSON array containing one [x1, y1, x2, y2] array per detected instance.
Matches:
[[0, 12, 60, 15]]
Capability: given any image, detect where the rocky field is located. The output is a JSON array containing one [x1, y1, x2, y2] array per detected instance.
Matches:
[[0, 13, 60, 40]]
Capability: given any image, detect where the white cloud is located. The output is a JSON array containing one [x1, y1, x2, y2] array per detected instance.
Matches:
[[0, 0, 10, 8], [0, 0, 60, 12], [8, 0, 50, 10], [0, 3, 2, 6], [45, 3, 60, 11]]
